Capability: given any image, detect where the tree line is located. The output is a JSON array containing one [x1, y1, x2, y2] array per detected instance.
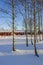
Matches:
[[0, 0, 43, 57]]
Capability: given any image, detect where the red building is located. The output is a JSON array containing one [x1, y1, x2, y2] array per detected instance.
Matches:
[[0, 30, 43, 36]]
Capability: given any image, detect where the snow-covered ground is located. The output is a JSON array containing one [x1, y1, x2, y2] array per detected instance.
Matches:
[[0, 35, 43, 65]]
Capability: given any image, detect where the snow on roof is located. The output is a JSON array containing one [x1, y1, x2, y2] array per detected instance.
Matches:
[[0, 30, 30, 32]]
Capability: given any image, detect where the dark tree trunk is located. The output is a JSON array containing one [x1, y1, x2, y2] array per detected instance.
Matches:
[[12, 0, 15, 51], [25, 0, 28, 47], [38, 4, 41, 41], [34, 0, 39, 57], [30, 7, 33, 45]]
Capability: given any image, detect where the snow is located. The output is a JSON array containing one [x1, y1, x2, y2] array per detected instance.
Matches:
[[0, 35, 43, 65], [0, 54, 43, 65]]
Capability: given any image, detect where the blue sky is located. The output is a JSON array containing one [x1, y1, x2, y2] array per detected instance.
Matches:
[[0, 0, 23, 30], [0, 0, 43, 31]]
